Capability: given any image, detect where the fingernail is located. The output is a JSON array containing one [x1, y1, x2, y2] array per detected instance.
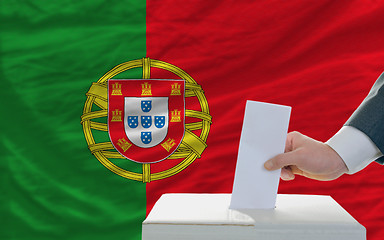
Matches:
[[281, 171, 294, 181], [281, 170, 289, 180], [264, 161, 273, 170]]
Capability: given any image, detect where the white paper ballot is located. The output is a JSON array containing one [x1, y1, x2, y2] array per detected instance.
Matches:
[[230, 100, 291, 209]]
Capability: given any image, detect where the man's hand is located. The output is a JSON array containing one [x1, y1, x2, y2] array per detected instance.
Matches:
[[264, 131, 348, 181]]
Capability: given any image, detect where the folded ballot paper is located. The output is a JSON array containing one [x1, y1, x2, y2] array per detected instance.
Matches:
[[142, 101, 366, 240]]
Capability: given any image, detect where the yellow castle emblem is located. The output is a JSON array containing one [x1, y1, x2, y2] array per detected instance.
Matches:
[[141, 82, 152, 96], [111, 82, 122, 96], [170, 109, 181, 122], [170, 83, 181, 95], [161, 138, 176, 152], [111, 109, 122, 122], [117, 138, 132, 152]]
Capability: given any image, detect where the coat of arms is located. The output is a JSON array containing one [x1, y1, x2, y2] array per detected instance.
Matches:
[[81, 58, 211, 182]]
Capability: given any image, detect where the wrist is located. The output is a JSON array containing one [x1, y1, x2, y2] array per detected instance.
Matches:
[[324, 144, 348, 178]]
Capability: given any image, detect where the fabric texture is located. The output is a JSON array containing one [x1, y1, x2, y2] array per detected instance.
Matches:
[[3, 1, 384, 240], [1, 1, 147, 240], [146, 1, 384, 240], [346, 73, 384, 164]]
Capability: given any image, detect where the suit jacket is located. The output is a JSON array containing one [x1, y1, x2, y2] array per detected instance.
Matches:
[[346, 72, 384, 164]]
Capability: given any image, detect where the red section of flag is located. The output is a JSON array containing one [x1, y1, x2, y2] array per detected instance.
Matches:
[[146, 1, 384, 239]]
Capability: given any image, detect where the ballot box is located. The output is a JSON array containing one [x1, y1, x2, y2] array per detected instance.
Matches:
[[142, 193, 365, 240]]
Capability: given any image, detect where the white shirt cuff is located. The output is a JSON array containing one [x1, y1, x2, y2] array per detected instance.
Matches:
[[326, 126, 383, 174]]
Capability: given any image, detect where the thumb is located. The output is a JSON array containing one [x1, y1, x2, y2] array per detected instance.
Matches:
[[264, 151, 301, 171]]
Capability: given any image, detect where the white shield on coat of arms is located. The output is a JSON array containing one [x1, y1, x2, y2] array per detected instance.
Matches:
[[108, 79, 185, 164], [124, 97, 169, 148]]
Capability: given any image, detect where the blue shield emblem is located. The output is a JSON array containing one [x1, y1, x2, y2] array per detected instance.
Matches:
[[141, 132, 152, 144], [155, 116, 165, 128], [141, 116, 152, 128], [127, 116, 138, 128], [141, 100, 152, 112]]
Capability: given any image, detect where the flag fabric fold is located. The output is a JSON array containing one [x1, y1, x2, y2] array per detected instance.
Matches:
[[2, 1, 384, 240]]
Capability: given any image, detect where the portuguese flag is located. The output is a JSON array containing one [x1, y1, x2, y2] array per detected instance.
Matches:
[[2, 1, 384, 240]]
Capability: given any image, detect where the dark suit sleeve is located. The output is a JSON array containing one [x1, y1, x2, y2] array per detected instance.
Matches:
[[345, 72, 384, 164]]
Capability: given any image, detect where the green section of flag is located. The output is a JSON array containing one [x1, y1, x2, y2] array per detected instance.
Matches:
[[1, 1, 147, 239]]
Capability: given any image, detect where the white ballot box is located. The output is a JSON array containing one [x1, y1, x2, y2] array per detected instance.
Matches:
[[142, 194, 365, 240]]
